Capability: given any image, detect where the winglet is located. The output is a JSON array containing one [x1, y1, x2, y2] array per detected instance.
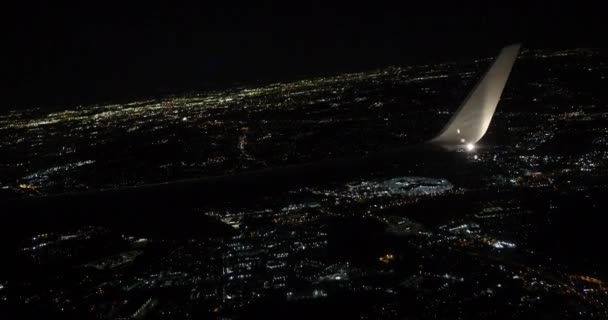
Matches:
[[430, 43, 521, 150]]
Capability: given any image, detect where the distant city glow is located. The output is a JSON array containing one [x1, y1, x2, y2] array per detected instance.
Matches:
[[379, 253, 395, 263], [492, 241, 516, 249]]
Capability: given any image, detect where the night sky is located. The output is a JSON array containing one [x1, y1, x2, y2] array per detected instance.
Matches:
[[4, 1, 606, 110]]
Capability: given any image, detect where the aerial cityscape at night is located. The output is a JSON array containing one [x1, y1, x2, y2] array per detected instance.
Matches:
[[3, 1, 608, 319], [2, 46, 608, 319]]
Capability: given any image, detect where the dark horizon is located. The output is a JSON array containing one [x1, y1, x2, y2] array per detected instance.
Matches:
[[4, 2, 607, 111]]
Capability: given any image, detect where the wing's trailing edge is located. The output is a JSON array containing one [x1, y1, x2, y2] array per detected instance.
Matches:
[[430, 43, 522, 150]]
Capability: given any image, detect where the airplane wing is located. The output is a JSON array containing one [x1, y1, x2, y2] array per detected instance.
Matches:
[[430, 43, 521, 149]]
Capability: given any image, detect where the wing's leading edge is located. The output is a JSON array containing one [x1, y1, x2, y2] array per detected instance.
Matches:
[[430, 43, 521, 150]]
